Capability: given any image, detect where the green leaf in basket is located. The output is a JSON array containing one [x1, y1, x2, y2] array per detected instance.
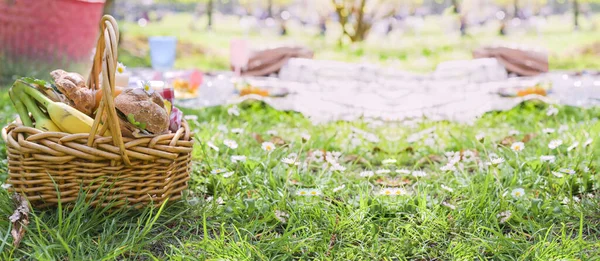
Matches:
[[127, 113, 147, 131], [20, 77, 50, 88]]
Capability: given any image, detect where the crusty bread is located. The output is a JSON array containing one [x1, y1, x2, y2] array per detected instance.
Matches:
[[114, 88, 169, 134]]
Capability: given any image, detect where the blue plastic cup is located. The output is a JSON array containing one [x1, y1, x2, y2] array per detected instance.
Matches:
[[148, 36, 177, 70]]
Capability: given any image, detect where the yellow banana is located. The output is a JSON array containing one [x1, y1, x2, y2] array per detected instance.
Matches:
[[18, 89, 61, 132], [8, 87, 33, 127], [15, 80, 94, 134]]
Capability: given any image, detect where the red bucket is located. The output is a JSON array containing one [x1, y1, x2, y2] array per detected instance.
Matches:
[[0, 0, 105, 66]]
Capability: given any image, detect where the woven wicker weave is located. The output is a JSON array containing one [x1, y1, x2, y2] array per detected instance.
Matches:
[[2, 15, 193, 209]]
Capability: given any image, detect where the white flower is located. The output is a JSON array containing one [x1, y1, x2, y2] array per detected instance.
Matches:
[[231, 155, 247, 163], [382, 159, 397, 165], [227, 106, 240, 116], [562, 197, 570, 205], [462, 150, 476, 162], [217, 125, 229, 133], [540, 155, 556, 163], [497, 210, 512, 224], [441, 201, 456, 210], [1, 183, 12, 190], [360, 171, 374, 177], [424, 137, 436, 147], [222, 171, 234, 178], [378, 187, 408, 196], [396, 169, 411, 175], [332, 184, 345, 192], [297, 189, 321, 196], [489, 157, 505, 166], [267, 130, 278, 136], [330, 164, 346, 172], [311, 150, 324, 162], [206, 141, 220, 152], [567, 142, 579, 151], [376, 169, 391, 175], [274, 210, 289, 223], [231, 128, 244, 134], [184, 115, 198, 121], [546, 106, 558, 116], [224, 139, 238, 149], [475, 132, 485, 141], [301, 133, 311, 142], [116, 62, 127, 74], [281, 157, 297, 165], [542, 128, 555, 134], [548, 139, 563, 149], [441, 184, 454, 193], [511, 142, 525, 152], [584, 138, 593, 147], [573, 196, 581, 203], [558, 125, 569, 133], [262, 142, 275, 152], [440, 164, 456, 172], [510, 188, 525, 199], [211, 168, 228, 175], [412, 171, 427, 178], [551, 171, 564, 178], [559, 168, 575, 175], [509, 130, 520, 136], [206, 196, 225, 205]]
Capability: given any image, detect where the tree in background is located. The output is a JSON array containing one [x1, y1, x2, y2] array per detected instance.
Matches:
[[330, 0, 398, 43]]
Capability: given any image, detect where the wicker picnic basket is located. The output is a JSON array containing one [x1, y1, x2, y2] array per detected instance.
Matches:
[[2, 15, 193, 209]]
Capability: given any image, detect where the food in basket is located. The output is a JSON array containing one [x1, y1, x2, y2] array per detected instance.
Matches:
[[11, 79, 96, 134], [239, 85, 269, 97], [516, 86, 547, 97], [114, 87, 170, 137], [50, 69, 96, 116]]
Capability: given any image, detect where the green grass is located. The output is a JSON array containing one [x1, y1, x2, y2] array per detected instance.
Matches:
[[1, 87, 600, 259]]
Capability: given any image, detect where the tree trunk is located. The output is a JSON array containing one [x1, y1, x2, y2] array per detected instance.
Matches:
[[103, 0, 114, 15], [268, 0, 273, 18], [514, 0, 519, 18], [207, 0, 214, 30], [450, 0, 459, 13], [573, 0, 579, 30]]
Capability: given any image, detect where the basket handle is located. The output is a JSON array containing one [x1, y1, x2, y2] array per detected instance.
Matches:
[[86, 15, 131, 166]]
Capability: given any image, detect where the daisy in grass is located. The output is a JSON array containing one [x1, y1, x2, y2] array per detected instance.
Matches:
[[230, 155, 247, 163], [360, 171, 375, 178], [475, 132, 485, 142], [116, 62, 127, 74], [412, 171, 427, 178], [511, 142, 525, 152], [262, 142, 275, 152], [488, 156, 505, 166], [206, 196, 225, 205], [231, 128, 244, 134], [540, 155, 556, 163], [509, 130, 520, 136], [224, 139, 238, 149], [548, 139, 563, 149], [542, 128, 555, 134], [217, 125, 229, 133], [551, 171, 565, 178], [497, 210, 512, 224], [330, 163, 346, 172], [558, 125, 569, 133], [462, 150, 476, 163], [511, 188, 525, 199], [296, 189, 321, 196], [382, 159, 397, 165], [311, 150, 324, 162], [440, 164, 456, 172], [397, 169, 411, 175], [206, 141, 220, 152], [332, 184, 345, 192], [376, 169, 391, 175], [274, 210, 289, 223], [567, 141, 579, 151], [1, 183, 11, 190], [222, 171, 234, 178], [378, 187, 408, 196], [441, 202, 456, 210], [546, 106, 558, 116], [266, 130, 278, 136], [584, 138, 593, 147], [211, 168, 228, 175], [301, 133, 311, 143], [281, 157, 296, 165], [227, 106, 240, 116], [441, 184, 454, 193]]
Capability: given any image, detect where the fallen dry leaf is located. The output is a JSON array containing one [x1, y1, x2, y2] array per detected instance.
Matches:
[[10, 194, 30, 248], [416, 154, 444, 166], [251, 133, 265, 144], [342, 155, 369, 165], [499, 136, 517, 146], [270, 136, 286, 146], [522, 133, 536, 143]]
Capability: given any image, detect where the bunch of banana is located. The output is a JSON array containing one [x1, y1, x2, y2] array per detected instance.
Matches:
[[10, 78, 96, 134]]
